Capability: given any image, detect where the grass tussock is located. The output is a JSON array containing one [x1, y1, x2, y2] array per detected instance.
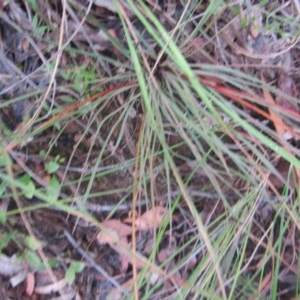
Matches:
[[0, 1, 300, 299]]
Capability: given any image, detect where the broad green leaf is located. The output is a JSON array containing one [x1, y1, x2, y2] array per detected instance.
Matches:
[[47, 175, 60, 202], [45, 161, 60, 174], [65, 262, 84, 285], [17, 174, 35, 199], [25, 251, 44, 270], [25, 236, 41, 251]]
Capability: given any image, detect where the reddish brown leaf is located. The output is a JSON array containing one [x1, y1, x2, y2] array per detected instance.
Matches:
[[25, 272, 35, 296], [276, 73, 298, 111], [97, 219, 132, 245], [134, 206, 168, 230]]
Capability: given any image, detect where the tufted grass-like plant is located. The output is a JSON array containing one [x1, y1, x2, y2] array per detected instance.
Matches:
[[1, 0, 300, 299]]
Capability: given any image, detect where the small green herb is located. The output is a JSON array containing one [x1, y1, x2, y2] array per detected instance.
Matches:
[[17, 174, 36, 199], [65, 261, 85, 285]]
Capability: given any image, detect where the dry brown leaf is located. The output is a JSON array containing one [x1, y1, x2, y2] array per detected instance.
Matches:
[[34, 278, 67, 295], [183, 256, 198, 278], [246, 5, 263, 39], [97, 220, 134, 276], [109, 242, 186, 288], [261, 75, 286, 139], [110, 244, 145, 271], [143, 237, 155, 254], [276, 73, 298, 111], [97, 219, 132, 245], [158, 245, 177, 264], [25, 272, 35, 296], [119, 255, 130, 276], [134, 206, 168, 230], [261, 72, 299, 143], [156, 239, 184, 288], [269, 159, 296, 190], [106, 276, 135, 300], [106, 288, 122, 300]]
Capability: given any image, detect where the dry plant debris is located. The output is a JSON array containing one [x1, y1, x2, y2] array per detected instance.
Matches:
[[0, 1, 300, 299]]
